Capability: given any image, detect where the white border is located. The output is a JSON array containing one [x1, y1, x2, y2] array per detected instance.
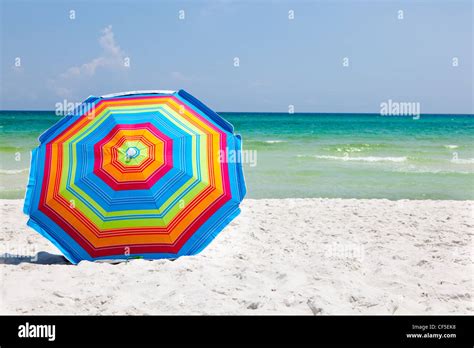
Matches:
[[100, 90, 176, 98]]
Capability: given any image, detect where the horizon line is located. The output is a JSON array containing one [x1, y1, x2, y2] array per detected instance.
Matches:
[[0, 110, 473, 116]]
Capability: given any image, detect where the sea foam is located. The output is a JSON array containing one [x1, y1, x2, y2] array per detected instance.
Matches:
[[264, 140, 286, 144], [0, 168, 29, 175], [451, 158, 474, 164], [307, 155, 407, 163]]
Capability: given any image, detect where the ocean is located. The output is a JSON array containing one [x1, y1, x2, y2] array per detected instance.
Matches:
[[0, 111, 473, 200]]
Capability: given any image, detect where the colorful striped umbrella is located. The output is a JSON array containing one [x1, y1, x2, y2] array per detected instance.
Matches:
[[23, 90, 246, 264]]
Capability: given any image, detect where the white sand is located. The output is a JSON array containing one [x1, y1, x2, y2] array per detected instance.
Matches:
[[0, 198, 472, 315]]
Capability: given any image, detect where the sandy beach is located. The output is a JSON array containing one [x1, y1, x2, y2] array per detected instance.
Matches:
[[0, 198, 472, 315]]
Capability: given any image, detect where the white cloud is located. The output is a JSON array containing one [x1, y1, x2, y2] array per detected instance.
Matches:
[[50, 25, 128, 98], [170, 71, 191, 82]]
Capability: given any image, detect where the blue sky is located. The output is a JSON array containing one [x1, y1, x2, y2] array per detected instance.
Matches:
[[1, 0, 472, 113]]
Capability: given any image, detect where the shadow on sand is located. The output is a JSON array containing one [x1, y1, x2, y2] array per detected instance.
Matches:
[[0, 251, 70, 265]]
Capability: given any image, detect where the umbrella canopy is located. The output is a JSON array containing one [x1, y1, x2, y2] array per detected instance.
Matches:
[[23, 90, 246, 264]]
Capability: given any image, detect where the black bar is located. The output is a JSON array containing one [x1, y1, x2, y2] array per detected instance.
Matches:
[[0, 315, 472, 346]]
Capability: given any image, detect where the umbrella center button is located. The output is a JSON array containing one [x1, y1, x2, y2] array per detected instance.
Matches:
[[125, 147, 140, 159]]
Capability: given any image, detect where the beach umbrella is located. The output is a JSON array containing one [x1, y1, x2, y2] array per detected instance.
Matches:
[[23, 90, 246, 264]]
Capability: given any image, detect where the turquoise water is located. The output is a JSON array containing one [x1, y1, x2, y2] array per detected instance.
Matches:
[[0, 111, 473, 200]]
